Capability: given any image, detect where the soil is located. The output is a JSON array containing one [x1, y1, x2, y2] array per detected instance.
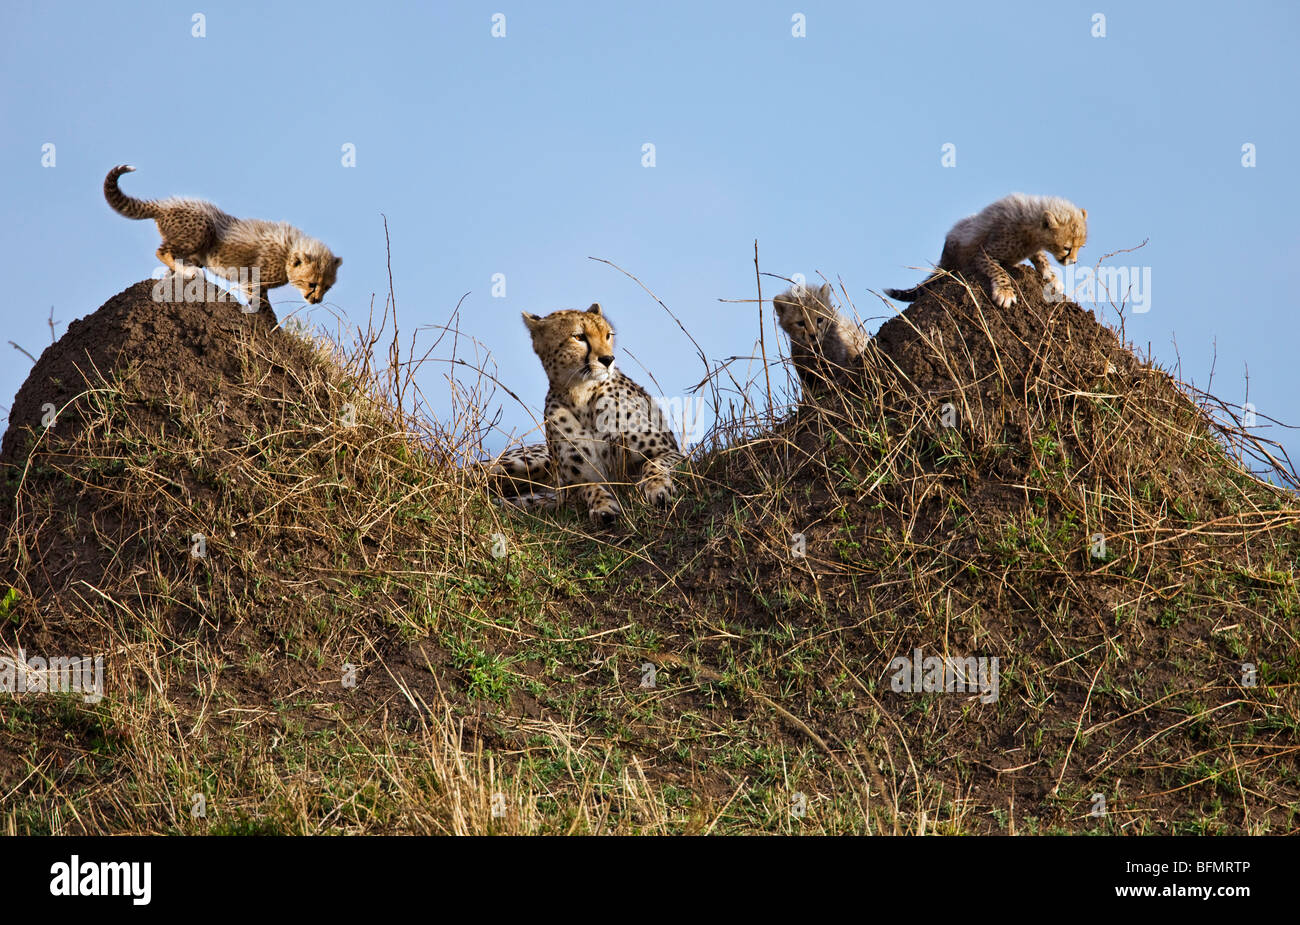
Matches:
[[0, 266, 1293, 834]]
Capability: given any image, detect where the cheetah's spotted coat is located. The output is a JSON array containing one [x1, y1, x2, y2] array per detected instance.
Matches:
[[104, 165, 341, 314], [885, 193, 1087, 309], [485, 304, 683, 524]]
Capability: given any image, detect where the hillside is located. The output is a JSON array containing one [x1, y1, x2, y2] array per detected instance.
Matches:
[[1, 267, 1298, 835]]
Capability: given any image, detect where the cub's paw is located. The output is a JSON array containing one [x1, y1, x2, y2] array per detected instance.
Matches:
[[992, 285, 1018, 308]]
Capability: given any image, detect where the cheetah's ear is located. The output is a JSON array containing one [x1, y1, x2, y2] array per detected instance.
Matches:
[[817, 283, 833, 303], [586, 303, 603, 316], [333, 256, 342, 268], [1044, 212, 1060, 230], [522, 311, 543, 331], [1080, 208, 1087, 220]]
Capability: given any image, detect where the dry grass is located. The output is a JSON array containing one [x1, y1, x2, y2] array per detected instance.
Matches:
[[1, 254, 1298, 835]]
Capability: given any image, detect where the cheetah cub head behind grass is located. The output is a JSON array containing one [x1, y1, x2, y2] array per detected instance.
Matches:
[[772, 282, 838, 350], [522, 303, 618, 391]]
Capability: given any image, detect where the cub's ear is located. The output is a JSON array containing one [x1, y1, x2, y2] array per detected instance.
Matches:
[[817, 282, 833, 302], [1044, 212, 1060, 230], [333, 256, 342, 268], [522, 311, 543, 331], [586, 303, 603, 316], [1080, 208, 1088, 220]]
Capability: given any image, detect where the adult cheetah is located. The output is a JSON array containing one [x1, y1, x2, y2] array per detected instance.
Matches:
[[483, 303, 683, 524]]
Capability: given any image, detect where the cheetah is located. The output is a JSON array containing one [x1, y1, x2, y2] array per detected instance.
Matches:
[[483, 303, 683, 524], [885, 193, 1087, 309], [772, 282, 869, 396], [104, 165, 341, 314]]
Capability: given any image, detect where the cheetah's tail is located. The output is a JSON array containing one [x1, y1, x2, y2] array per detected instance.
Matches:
[[104, 165, 157, 220], [884, 269, 944, 302], [883, 285, 923, 302]]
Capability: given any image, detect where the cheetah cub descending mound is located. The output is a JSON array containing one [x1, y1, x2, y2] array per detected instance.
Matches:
[[772, 282, 869, 395], [104, 165, 341, 313], [486, 304, 683, 524], [885, 193, 1087, 309]]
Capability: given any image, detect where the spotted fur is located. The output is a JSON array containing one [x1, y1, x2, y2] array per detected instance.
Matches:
[[886, 193, 1088, 308], [484, 303, 683, 524], [772, 282, 869, 396], [104, 165, 341, 314]]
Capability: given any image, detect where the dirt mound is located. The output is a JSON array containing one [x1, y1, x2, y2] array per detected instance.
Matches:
[[867, 265, 1249, 519], [871, 267, 1140, 414], [1, 281, 284, 471], [0, 281, 325, 622], [766, 264, 1246, 526], [674, 262, 1300, 832]]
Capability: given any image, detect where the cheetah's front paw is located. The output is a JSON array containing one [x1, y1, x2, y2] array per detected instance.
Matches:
[[500, 491, 558, 511], [992, 285, 1018, 308], [640, 480, 675, 508], [588, 497, 622, 526]]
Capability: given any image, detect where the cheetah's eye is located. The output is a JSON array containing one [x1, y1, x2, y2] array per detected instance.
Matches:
[[573, 333, 587, 341]]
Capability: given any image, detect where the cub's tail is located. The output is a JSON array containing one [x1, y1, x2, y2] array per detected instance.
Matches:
[[104, 165, 157, 220], [883, 285, 923, 302], [884, 269, 944, 302]]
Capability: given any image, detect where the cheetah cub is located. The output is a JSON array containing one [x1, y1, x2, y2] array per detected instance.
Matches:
[[773, 282, 869, 396], [484, 303, 683, 525], [885, 193, 1087, 309], [104, 165, 341, 313]]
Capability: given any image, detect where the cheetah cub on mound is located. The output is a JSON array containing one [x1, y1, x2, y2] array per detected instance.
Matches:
[[773, 282, 869, 396], [885, 193, 1087, 309], [104, 165, 341, 313], [485, 303, 683, 525]]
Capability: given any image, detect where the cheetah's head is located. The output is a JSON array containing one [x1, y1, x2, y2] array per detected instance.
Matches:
[[1042, 206, 1087, 266], [773, 283, 836, 350], [522, 303, 618, 390], [287, 243, 342, 304]]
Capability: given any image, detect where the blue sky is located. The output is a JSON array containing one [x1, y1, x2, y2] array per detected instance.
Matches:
[[2, 1, 1297, 468]]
